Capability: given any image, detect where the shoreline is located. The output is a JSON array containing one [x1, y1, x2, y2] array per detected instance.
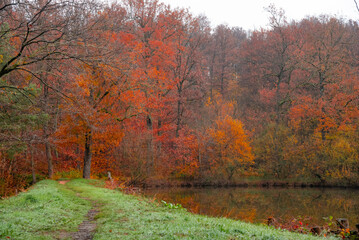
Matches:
[[0, 179, 333, 240], [140, 179, 359, 189]]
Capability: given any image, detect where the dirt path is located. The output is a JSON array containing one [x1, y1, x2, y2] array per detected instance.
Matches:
[[57, 180, 100, 240], [71, 207, 99, 240]]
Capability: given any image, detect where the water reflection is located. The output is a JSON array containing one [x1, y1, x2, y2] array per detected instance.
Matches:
[[142, 187, 359, 226]]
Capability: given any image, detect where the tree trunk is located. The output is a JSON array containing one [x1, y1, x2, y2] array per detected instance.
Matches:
[[209, 52, 216, 99], [30, 146, 36, 184], [43, 83, 54, 178], [83, 130, 93, 179], [157, 119, 162, 159], [45, 141, 53, 178], [319, 73, 326, 140], [176, 99, 182, 138], [220, 64, 225, 95], [146, 115, 154, 175], [175, 82, 184, 138]]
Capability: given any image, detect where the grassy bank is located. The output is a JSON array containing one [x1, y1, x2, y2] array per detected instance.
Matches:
[[0, 180, 91, 239], [0, 179, 337, 240]]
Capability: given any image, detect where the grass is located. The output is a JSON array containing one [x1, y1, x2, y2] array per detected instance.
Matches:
[[0, 179, 338, 240], [0, 180, 91, 240]]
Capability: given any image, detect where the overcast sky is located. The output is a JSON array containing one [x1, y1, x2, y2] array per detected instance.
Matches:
[[159, 0, 359, 30]]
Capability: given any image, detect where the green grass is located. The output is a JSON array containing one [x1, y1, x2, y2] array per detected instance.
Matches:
[[0, 179, 338, 240], [0, 180, 91, 240]]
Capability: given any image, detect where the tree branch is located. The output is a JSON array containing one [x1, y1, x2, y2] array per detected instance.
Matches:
[[354, 0, 359, 12]]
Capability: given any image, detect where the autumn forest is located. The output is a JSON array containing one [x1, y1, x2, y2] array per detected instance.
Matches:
[[1, 0, 359, 196]]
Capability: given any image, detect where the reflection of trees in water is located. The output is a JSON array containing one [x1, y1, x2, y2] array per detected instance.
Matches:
[[143, 188, 359, 226]]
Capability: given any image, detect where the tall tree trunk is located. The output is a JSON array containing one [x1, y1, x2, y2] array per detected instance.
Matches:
[[175, 83, 183, 138], [83, 130, 93, 179], [220, 64, 225, 95], [43, 83, 54, 178], [146, 115, 154, 175], [30, 146, 36, 184], [45, 141, 53, 178], [176, 99, 182, 138], [157, 119, 162, 159], [209, 52, 216, 99], [275, 71, 283, 124], [319, 72, 326, 140]]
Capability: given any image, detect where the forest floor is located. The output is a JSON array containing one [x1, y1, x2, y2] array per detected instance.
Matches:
[[0, 179, 338, 240]]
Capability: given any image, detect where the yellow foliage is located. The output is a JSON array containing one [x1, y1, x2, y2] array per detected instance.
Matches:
[[208, 115, 254, 179]]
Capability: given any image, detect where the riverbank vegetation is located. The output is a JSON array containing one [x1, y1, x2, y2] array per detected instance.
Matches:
[[0, 179, 337, 239], [1, 0, 359, 196]]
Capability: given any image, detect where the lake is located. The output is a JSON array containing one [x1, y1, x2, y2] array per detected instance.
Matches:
[[142, 187, 359, 228]]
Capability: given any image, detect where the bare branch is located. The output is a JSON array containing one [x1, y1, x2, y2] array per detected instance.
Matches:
[[354, 0, 359, 12], [16, 67, 71, 100]]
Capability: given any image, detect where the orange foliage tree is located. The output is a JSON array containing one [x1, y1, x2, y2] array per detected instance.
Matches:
[[208, 115, 254, 181], [56, 62, 128, 178]]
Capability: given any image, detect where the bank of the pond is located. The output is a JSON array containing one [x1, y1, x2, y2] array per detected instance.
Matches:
[[141, 185, 359, 231], [141, 177, 359, 189], [0, 179, 337, 240]]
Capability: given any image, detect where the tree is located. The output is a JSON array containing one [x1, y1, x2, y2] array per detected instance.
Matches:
[[206, 25, 243, 98], [0, 0, 105, 178], [56, 62, 129, 178], [170, 13, 209, 137], [293, 16, 354, 140], [208, 115, 254, 181], [0, 0, 95, 79], [239, 6, 297, 126], [0, 80, 47, 192]]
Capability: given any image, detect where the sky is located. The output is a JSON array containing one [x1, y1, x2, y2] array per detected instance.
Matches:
[[159, 0, 359, 30]]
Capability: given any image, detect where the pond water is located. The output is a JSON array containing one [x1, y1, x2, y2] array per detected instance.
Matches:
[[142, 187, 359, 228]]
